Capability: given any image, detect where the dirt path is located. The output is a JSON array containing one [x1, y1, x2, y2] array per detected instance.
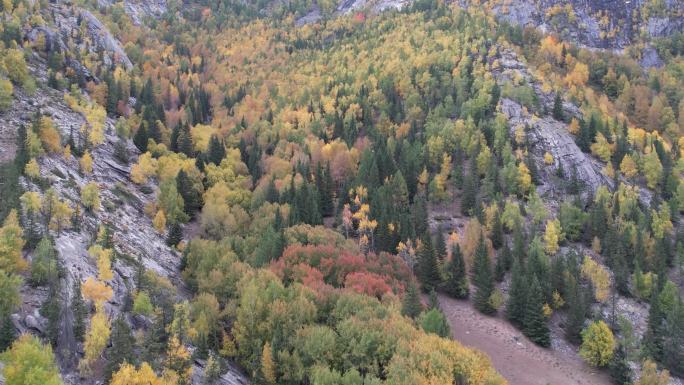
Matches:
[[439, 294, 612, 385]]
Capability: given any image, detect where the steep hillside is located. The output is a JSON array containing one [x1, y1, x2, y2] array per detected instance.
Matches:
[[0, 0, 683, 385], [459, 0, 684, 56]]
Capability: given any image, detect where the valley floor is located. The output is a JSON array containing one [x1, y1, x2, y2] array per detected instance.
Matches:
[[439, 294, 612, 385]]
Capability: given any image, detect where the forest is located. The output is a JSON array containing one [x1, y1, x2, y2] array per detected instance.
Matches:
[[0, 0, 682, 384]]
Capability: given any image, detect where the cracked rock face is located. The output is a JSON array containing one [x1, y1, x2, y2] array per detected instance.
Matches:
[[459, 0, 684, 50], [492, 49, 612, 198], [501, 97, 613, 197], [96, 0, 168, 26], [2, 78, 247, 385], [48, 4, 133, 70]]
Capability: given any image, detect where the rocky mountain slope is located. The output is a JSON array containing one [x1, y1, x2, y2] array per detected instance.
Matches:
[[1, 0, 682, 384], [0, 3, 249, 384]]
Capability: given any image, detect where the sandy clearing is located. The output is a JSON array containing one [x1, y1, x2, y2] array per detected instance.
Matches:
[[439, 294, 613, 385]]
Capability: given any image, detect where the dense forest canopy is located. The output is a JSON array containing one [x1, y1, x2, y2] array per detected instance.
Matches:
[[0, 0, 683, 384]]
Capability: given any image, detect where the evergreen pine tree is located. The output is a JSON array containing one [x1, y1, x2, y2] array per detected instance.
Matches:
[[472, 234, 495, 314], [417, 234, 441, 292], [166, 222, 183, 247], [323, 163, 335, 216], [114, 136, 129, 165], [14, 124, 29, 169], [565, 276, 587, 344], [495, 241, 512, 282], [443, 244, 469, 299], [170, 123, 180, 152], [552, 92, 564, 121], [143, 311, 169, 367], [207, 135, 226, 165], [522, 277, 550, 347], [491, 211, 504, 249], [178, 123, 194, 157], [412, 193, 428, 238], [609, 344, 632, 385], [428, 289, 439, 309], [72, 279, 87, 343], [644, 288, 665, 362], [105, 316, 136, 380], [662, 299, 684, 377], [265, 177, 279, 204], [512, 225, 527, 262], [435, 230, 447, 261], [401, 282, 423, 319], [507, 258, 527, 326], [41, 282, 61, 347], [176, 170, 202, 215], [0, 314, 16, 352], [133, 122, 148, 152], [461, 167, 478, 216]]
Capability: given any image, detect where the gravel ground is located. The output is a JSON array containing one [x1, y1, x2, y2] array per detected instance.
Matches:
[[439, 294, 613, 385]]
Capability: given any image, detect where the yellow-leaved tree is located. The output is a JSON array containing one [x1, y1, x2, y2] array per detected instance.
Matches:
[[153, 210, 167, 233], [0, 210, 28, 273], [636, 360, 670, 385], [81, 277, 113, 303], [543, 219, 563, 255], [165, 336, 193, 384], [581, 256, 610, 302], [80, 151, 93, 174], [642, 150, 662, 189], [38, 116, 62, 154], [619, 154, 638, 179], [590, 133, 613, 163], [110, 362, 169, 385], [79, 305, 111, 375], [517, 162, 532, 195], [24, 158, 40, 179], [2, 334, 63, 385], [81, 183, 101, 212], [261, 342, 277, 384], [579, 320, 615, 367]]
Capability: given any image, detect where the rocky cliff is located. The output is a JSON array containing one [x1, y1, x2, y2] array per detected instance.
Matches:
[[0, 2, 248, 384], [463, 0, 683, 50]]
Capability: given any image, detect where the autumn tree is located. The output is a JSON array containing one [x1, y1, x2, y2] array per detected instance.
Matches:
[[80, 151, 93, 174], [110, 363, 167, 385], [643, 150, 662, 189], [635, 360, 670, 385], [0, 210, 27, 273], [38, 117, 61, 154], [80, 305, 111, 375], [620, 154, 638, 179], [1, 334, 63, 385], [81, 183, 101, 212], [581, 255, 610, 302], [261, 341, 277, 384], [580, 320, 616, 367], [544, 219, 563, 255], [0, 78, 13, 111], [4, 49, 29, 86], [165, 336, 193, 384]]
